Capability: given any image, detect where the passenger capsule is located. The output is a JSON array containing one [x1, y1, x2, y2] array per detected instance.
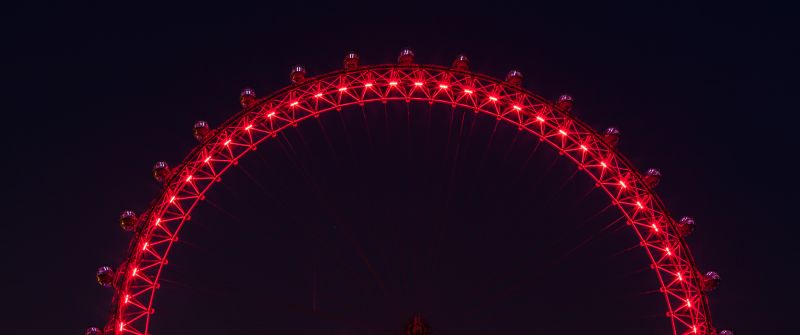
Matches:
[[119, 210, 138, 232], [193, 121, 210, 141], [555, 94, 574, 112], [603, 127, 621, 147], [344, 52, 360, 70], [240, 88, 256, 108], [505, 70, 523, 86], [290, 65, 307, 84], [719, 330, 734, 335], [701, 271, 721, 292], [398, 48, 415, 65], [676, 216, 696, 237], [96, 266, 115, 288], [452, 54, 469, 70], [85, 327, 103, 335], [643, 168, 662, 188], [152, 161, 170, 183]]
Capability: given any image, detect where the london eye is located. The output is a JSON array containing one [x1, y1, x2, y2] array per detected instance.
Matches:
[[87, 50, 731, 335]]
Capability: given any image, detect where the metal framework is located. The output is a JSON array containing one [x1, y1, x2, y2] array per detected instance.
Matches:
[[104, 64, 713, 335]]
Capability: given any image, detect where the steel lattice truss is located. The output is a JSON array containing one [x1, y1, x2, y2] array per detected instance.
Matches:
[[106, 65, 712, 335]]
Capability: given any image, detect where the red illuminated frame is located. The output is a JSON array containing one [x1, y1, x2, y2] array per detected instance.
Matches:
[[106, 65, 712, 335]]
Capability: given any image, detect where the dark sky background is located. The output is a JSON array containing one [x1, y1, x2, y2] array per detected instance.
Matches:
[[1, 1, 796, 334]]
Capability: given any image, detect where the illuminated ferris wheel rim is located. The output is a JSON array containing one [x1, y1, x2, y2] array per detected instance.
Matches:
[[94, 51, 725, 335]]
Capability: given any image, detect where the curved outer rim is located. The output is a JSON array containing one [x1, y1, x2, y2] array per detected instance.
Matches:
[[106, 64, 712, 335]]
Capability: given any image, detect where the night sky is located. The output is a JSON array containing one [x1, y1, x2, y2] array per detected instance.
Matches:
[[2, 1, 795, 334]]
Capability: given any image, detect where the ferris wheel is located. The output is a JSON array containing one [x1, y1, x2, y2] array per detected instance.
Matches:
[[86, 49, 732, 335]]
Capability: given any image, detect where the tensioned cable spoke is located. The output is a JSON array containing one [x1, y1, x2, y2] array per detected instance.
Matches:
[[359, 105, 374, 154], [288, 118, 394, 302], [334, 108, 359, 165], [475, 118, 503, 174]]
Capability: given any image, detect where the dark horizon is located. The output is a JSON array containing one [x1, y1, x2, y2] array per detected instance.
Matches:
[[2, 1, 795, 334]]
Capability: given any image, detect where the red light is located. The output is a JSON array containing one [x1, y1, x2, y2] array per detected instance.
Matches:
[[99, 67, 714, 331]]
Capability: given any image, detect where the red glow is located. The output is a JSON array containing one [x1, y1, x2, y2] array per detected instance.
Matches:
[[119, 322, 124, 332], [110, 65, 709, 335]]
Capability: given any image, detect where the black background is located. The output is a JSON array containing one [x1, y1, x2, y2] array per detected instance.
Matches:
[[1, 1, 796, 334]]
